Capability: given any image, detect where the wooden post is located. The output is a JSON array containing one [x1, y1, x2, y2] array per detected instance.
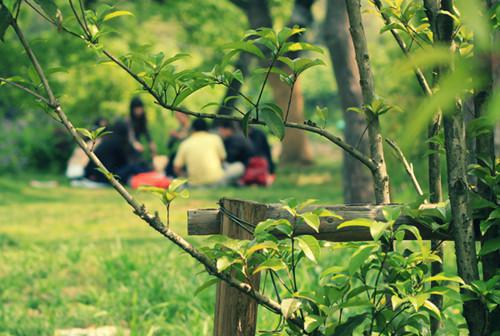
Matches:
[[213, 199, 269, 336]]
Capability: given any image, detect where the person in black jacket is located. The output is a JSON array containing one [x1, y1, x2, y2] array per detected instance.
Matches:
[[217, 120, 254, 166], [128, 97, 157, 161], [84, 120, 147, 184]]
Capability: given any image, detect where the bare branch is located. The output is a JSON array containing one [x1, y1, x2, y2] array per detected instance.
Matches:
[[385, 138, 425, 198], [0, 77, 52, 107]]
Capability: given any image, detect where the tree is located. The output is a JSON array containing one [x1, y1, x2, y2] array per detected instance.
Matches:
[[227, 0, 315, 165], [1, 0, 498, 334], [323, 0, 374, 204]]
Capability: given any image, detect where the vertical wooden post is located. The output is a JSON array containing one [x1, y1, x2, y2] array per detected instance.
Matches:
[[214, 199, 268, 336]]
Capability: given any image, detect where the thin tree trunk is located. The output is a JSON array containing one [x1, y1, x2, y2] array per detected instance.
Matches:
[[324, 0, 374, 204], [476, 1, 499, 333], [438, 1, 487, 334], [345, 0, 390, 204], [423, 2, 444, 333]]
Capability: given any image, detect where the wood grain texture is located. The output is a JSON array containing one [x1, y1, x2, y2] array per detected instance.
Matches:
[[188, 200, 452, 241], [214, 199, 268, 336]]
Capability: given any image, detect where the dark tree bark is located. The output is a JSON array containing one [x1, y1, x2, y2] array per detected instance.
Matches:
[[423, 2, 444, 333], [438, 1, 487, 334], [323, 0, 374, 204], [345, 0, 391, 204]]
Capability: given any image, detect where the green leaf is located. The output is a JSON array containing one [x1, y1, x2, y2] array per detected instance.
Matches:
[[168, 178, 188, 192], [293, 58, 325, 75], [245, 241, 278, 257], [283, 42, 323, 54], [314, 106, 328, 126], [369, 221, 391, 241], [232, 69, 243, 84], [194, 278, 218, 296], [254, 218, 292, 236], [0, 5, 12, 42], [75, 127, 93, 139], [422, 273, 465, 285], [103, 10, 133, 22], [138, 186, 165, 195], [252, 258, 287, 275], [299, 213, 320, 233], [280, 298, 301, 319], [241, 110, 252, 137], [33, 0, 58, 18], [348, 245, 376, 275], [296, 235, 320, 263], [479, 238, 500, 256], [333, 314, 368, 336], [423, 299, 441, 319], [337, 218, 374, 229], [277, 26, 306, 44], [222, 41, 265, 59], [313, 208, 342, 219], [2, 0, 18, 14], [216, 256, 239, 272], [304, 315, 322, 333], [260, 103, 284, 140]]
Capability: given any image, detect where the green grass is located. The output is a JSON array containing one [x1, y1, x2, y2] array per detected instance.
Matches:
[[0, 162, 346, 335], [0, 161, 460, 335]]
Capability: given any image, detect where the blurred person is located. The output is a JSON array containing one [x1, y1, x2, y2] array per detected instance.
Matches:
[[173, 118, 243, 186], [165, 111, 191, 177], [128, 96, 157, 160], [66, 117, 109, 180], [248, 126, 275, 174], [217, 120, 254, 166], [84, 120, 147, 185]]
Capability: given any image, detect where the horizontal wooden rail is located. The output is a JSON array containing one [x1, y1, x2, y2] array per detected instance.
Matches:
[[188, 199, 452, 241]]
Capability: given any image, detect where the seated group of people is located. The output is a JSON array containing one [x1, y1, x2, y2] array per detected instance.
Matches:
[[66, 97, 275, 188]]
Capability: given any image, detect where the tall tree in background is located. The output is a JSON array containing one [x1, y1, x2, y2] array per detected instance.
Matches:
[[226, 0, 315, 164], [323, 0, 374, 203]]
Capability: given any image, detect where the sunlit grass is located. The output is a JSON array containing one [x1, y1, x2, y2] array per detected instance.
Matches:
[[0, 161, 459, 335]]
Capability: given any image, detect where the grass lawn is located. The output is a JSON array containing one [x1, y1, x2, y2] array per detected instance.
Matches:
[[0, 162, 345, 335], [0, 161, 460, 335]]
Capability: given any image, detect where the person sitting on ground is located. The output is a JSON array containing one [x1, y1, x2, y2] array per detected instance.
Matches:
[[217, 120, 254, 166], [84, 120, 147, 184], [128, 96, 157, 162], [165, 111, 191, 177], [173, 118, 243, 186], [248, 126, 275, 174], [66, 117, 109, 180]]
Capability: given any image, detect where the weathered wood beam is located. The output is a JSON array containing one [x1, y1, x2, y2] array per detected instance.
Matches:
[[187, 199, 452, 241]]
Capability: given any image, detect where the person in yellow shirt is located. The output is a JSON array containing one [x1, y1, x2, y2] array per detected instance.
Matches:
[[173, 119, 244, 186]]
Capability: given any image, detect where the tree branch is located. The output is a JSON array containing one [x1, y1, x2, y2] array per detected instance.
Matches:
[[385, 138, 425, 198], [8, 17, 307, 332], [371, 0, 433, 97], [0, 77, 52, 107], [100, 49, 376, 171]]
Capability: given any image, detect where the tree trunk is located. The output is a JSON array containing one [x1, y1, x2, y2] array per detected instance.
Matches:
[[345, 0, 391, 204], [277, 0, 315, 164], [231, 0, 314, 164], [269, 75, 314, 164], [438, 1, 487, 334], [423, 2, 444, 333], [476, 1, 499, 333], [323, 0, 374, 204]]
